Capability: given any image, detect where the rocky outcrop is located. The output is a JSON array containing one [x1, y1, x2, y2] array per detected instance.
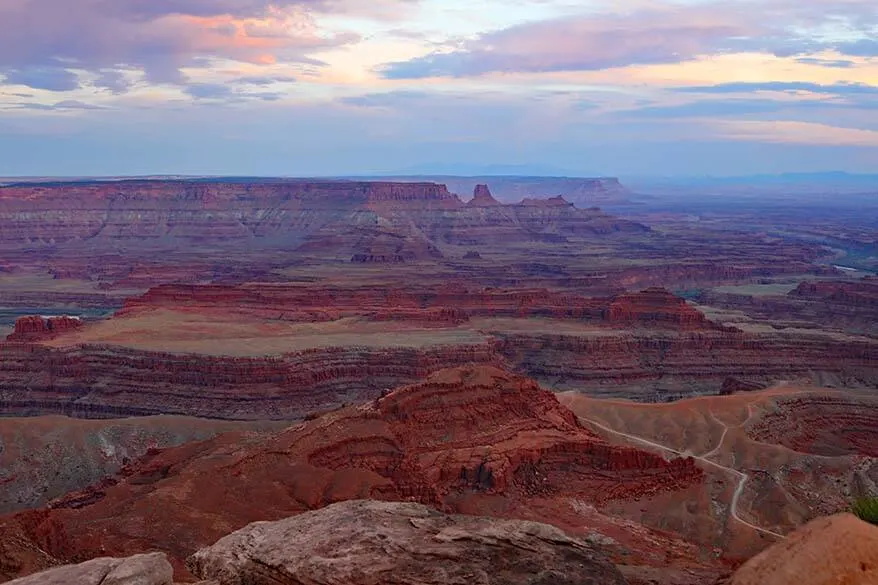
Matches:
[[118, 284, 711, 327], [468, 184, 502, 207], [187, 500, 628, 585], [790, 278, 878, 307], [718, 377, 767, 395], [497, 329, 878, 400], [0, 342, 501, 420], [0, 366, 701, 581], [729, 513, 878, 585], [748, 395, 878, 457], [0, 415, 283, 514], [6, 316, 82, 342], [5, 553, 173, 585], [0, 179, 646, 254], [605, 288, 712, 329], [390, 177, 632, 207], [696, 278, 878, 336]]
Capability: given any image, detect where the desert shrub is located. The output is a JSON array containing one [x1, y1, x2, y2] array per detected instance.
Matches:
[[851, 496, 878, 525]]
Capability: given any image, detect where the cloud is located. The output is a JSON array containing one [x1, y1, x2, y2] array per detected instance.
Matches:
[[795, 57, 856, 68], [378, 0, 878, 78], [234, 75, 297, 85], [94, 70, 134, 94], [0, 0, 375, 92], [1, 68, 80, 91], [675, 81, 878, 96], [185, 83, 237, 99], [714, 119, 878, 146], [9, 99, 110, 111], [340, 90, 432, 108], [183, 82, 290, 101]]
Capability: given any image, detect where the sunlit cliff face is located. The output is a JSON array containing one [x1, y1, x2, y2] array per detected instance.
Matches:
[[0, 0, 876, 176]]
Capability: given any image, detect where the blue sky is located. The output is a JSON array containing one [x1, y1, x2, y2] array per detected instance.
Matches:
[[0, 0, 876, 177]]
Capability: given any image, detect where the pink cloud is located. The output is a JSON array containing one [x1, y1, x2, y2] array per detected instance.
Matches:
[[380, 0, 878, 78], [0, 0, 383, 91]]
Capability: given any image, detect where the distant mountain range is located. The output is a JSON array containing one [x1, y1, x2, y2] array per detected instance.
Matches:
[[625, 172, 878, 194]]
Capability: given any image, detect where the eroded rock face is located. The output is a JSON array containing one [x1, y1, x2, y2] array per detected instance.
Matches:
[[729, 513, 878, 585], [0, 342, 501, 420], [0, 179, 646, 253], [748, 395, 878, 457], [468, 184, 502, 207], [0, 366, 701, 580], [6, 316, 82, 342], [605, 288, 711, 329], [187, 500, 629, 585], [5, 553, 173, 585]]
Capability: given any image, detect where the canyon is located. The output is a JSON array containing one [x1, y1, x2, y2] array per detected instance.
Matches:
[[1, 177, 876, 585], [2, 283, 875, 419], [0, 366, 709, 583]]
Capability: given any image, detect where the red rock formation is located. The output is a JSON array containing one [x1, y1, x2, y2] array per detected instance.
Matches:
[[0, 179, 647, 254], [0, 366, 703, 581], [6, 316, 83, 342], [467, 184, 502, 207], [0, 342, 502, 420], [697, 277, 878, 335], [497, 329, 878, 400], [605, 287, 712, 329], [718, 377, 767, 395], [748, 395, 878, 457], [729, 513, 878, 585], [789, 278, 878, 307]]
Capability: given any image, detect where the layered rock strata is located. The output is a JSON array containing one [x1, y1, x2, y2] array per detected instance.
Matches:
[[0, 180, 647, 253], [0, 366, 702, 581], [0, 343, 500, 420], [6, 316, 82, 342]]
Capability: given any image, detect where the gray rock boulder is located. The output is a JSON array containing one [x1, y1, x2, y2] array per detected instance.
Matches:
[[6, 553, 173, 585], [188, 499, 628, 585]]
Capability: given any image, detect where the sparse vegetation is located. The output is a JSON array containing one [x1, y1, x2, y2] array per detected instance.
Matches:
[[851, 496, 878, 525]]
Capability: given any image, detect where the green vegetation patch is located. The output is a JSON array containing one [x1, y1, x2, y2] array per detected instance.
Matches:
[[851, 496, 878, 526]]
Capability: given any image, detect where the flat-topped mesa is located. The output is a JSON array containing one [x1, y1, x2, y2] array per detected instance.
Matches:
[[7, 315, 83, 342], [0, 179, 458, 204], [363, 182, 460, 206], [789, 279, 878, 307], [605, 287, 714, 329], [517, 195, 574, 208], [467, 184, 502, 207]]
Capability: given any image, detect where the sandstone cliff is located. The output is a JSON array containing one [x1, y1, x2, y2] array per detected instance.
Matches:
[[0, 366, 702, 581], [0, 342, 501, 420], [6, 316, 82, 342], [0, 179, 646, 254]]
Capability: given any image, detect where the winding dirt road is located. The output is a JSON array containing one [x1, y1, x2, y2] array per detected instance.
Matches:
[[578, 413, 786, 540]]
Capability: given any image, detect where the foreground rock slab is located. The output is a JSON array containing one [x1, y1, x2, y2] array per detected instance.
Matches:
[[6, 553, 173, 585], [730, 513, 878, 585], [187, 499, 629, 585]]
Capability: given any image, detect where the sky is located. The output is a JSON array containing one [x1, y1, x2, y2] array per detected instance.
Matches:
[[0, 0, 876, 177]]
